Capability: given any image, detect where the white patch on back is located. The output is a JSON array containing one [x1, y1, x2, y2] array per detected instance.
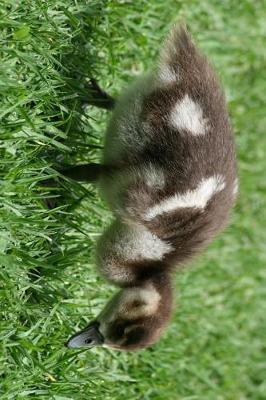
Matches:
[[170, 94, 208, 135], [145, 175, 225, 220], [158, 65, 178, 84]]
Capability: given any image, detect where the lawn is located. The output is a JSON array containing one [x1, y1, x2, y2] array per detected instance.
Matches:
[[1, 0, 266, 399]]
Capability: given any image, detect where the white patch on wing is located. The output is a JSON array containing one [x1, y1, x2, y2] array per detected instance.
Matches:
[[145, 175, 225, 220], [158, 65, 178, 84], [170, 94, 208, 135]]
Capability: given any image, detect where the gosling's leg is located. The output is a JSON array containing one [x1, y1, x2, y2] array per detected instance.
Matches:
[[83, 79, 115, 110], [43, 164, 104, 209], [61, 163, 105, 183]]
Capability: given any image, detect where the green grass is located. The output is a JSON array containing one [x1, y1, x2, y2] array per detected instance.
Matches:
[[1, 0, 266, 399]]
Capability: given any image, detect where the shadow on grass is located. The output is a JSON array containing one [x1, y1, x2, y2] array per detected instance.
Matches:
[[26, 4, 111, 302]]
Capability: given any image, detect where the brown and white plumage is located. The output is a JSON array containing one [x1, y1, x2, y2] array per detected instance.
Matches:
[[66, 25, 237, 351]]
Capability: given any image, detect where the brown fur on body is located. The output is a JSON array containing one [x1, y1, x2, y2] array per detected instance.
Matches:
[[66, 26, 237, 351], [98, 26, 237, 286]]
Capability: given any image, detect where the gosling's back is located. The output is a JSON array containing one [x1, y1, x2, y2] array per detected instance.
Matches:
[[97, 26, 237, 286]]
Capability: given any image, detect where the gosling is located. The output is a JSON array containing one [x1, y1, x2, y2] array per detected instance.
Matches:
[[66, 25, 238, 351]]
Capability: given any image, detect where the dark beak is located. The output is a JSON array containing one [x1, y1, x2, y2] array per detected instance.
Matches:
[[66, 321, 104, 348]]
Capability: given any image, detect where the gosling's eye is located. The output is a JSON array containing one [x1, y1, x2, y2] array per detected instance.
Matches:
[[125, 326, 146, 346], [115, 322, 126, 337]]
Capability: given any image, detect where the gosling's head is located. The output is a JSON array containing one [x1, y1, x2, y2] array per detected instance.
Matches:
[[66, 277, 173, 351]]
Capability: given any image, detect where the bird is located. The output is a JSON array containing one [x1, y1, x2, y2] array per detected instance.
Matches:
[[65, 25, 238, 351]]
